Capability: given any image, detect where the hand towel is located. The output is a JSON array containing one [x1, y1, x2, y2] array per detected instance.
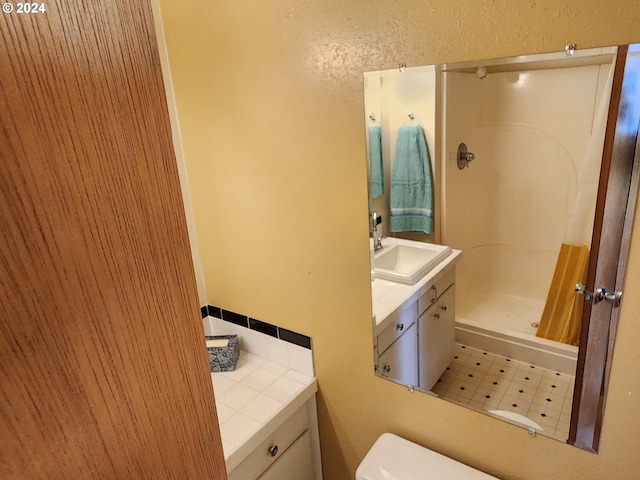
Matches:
[[389, 125, 433, 233], [368, 126, 384, 199]]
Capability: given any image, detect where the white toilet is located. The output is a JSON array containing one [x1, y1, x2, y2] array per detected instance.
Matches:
[[356, 433, 500, 479]]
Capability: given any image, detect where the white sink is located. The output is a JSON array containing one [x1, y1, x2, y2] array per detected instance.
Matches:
[[374, 239, 452, 285]]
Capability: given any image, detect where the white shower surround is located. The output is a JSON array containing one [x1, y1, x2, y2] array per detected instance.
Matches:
[[441, 47, 616, 375]]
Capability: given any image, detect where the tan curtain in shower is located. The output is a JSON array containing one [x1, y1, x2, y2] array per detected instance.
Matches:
[[536, 244, 589, 346]]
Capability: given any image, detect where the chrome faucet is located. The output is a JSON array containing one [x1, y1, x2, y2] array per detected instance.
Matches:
[[372, 211, 384, 253]]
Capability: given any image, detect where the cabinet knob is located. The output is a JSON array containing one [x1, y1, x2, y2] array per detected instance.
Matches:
[[396, 323, 404, 331], [441, 305, 447, 311], [383, 364, 392, 374], [268, 445, 279, 457], [433, 313, 440, 319]]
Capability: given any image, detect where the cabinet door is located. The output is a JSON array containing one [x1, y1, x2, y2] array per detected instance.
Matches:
[[378, 323, 418, 387], [259, 431, 314, 480], [419, 286, 455, 390]]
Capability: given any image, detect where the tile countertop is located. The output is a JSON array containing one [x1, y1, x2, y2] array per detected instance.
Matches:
[[372, 248, 462, 335], [211, 350, 317, 473]]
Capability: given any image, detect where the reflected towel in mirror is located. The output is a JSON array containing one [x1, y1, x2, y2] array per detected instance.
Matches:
[[368, 126, 384, 199], [389, 125, 433, 233]]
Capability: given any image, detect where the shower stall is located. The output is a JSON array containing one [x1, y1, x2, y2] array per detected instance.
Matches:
[[440, 47, 617, 374]]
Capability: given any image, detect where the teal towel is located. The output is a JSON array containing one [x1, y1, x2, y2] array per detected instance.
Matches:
[[368, 126, 384, 199], [389, 125, 433, 234]]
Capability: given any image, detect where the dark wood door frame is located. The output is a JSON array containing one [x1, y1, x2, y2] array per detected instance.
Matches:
[[569, 45, 640, 452]]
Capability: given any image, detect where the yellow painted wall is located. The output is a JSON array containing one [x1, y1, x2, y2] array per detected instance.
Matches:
[[158, 1, 640, 478]]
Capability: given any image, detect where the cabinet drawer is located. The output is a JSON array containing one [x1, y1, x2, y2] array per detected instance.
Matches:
[[377, 304, 416, 354], [417, 268, 455, 316], [258, 430, 313, 480], [228, 404, 309, 480]]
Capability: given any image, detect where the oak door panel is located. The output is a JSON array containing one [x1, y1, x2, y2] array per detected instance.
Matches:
[[0, 2, 227, 478]]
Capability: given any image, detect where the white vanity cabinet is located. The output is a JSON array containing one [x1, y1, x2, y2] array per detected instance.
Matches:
[[373, 255, 459, 391], [377, 305, 418, 386], [228, 400, 319, 480], [417, 269, 456, 390], [258, 430, 313, 479]]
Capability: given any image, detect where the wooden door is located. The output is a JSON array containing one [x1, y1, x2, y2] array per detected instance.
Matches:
[[0, 1, 228, 478], [570, 45, 640, 452]]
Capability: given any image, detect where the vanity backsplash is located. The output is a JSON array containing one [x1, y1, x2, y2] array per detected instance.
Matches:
[[201, 305, 314, 377]]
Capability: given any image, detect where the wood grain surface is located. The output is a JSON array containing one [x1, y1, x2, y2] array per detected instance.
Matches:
[[569, 45, 640, 452], [0, 1, 227, 478]]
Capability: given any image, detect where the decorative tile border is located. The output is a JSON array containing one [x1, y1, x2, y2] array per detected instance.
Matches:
[[248, 318, 278, 337], [278, 327, 312, 350], [201, 305, 312, 350]]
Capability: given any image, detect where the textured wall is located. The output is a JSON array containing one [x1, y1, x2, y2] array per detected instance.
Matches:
[[158, 1, 640, 478]]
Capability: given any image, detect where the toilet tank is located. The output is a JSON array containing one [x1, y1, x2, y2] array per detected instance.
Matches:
[[356, 433, 500, 480]]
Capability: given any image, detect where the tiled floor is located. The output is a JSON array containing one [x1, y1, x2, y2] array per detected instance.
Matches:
[[431, 343, 574, 441]]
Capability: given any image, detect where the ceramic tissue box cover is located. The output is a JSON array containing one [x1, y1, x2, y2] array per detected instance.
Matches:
[[206, 335, 240, 372]]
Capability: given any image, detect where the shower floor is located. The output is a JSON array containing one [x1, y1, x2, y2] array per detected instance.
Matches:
[[454, 292, 578, 375], [457, 293, 545, 335], [431, 343, 574, 442]]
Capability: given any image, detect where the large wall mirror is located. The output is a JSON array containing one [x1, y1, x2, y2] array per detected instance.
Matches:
[[365, 44, 640, 452]]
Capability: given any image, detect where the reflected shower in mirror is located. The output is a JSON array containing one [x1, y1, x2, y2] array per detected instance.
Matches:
[[365, 45, 640, 445]]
